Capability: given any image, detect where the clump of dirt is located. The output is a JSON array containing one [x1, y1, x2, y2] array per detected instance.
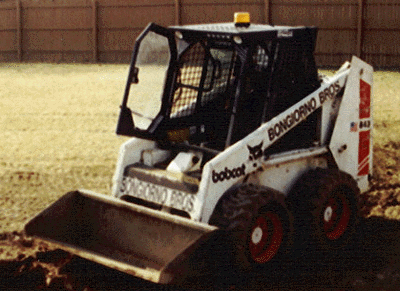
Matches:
[[0, 232, 171, 291], [361, 141, 400, 220], [0, 232, 76, 291]]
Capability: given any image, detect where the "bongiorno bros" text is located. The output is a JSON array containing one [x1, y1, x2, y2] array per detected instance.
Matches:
[[267, 81, 341, 142]]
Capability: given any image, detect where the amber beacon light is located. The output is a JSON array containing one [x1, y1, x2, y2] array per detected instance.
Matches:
[[234, 12, 251, 27]]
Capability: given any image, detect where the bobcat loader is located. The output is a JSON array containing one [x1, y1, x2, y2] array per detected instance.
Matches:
[[25, 13, 373, 285]]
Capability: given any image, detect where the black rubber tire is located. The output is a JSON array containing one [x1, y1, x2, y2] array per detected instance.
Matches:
[[287, 168, 360, 253], [209, 184, 292, 272]]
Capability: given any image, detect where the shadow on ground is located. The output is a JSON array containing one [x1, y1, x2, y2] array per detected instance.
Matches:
[[240, 216, 400, 291]]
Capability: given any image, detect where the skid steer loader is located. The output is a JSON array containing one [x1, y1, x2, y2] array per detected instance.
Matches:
[[25, 13, 373, 285]]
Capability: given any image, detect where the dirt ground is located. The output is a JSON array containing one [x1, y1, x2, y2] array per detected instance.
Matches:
[[1, 213, 400, 290], [1, 64, 400, 290]]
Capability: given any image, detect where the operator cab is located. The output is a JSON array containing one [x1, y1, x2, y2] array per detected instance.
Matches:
[[116, 14, 321, 156]]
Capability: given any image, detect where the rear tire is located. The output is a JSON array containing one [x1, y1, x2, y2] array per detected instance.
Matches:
[[287, 168, 360, 252], [209, 184, 292, 272]]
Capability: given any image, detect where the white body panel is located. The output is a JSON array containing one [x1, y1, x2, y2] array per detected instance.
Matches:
[[247, 148, 328, 194], [112, 138, 157, 197]]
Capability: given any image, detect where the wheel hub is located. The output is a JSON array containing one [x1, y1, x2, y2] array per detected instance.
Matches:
[[323, 193, 351, 240], [251, 226, 263, 245], [248, 212, 283, 264], [324, 206, 333, 222]]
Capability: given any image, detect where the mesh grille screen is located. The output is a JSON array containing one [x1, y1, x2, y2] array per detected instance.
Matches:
[[171, 42, 236, 119], [253, 46, 269, 71], [202, 49, 236, 106], [171, 43, 206, 118]]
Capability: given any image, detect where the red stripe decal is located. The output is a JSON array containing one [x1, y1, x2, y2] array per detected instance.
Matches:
[[358, 130, 370, 176], [360, 79, 371, 119]]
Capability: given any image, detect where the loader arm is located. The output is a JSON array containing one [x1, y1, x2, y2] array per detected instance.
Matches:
[[329, 56, 373, 192]]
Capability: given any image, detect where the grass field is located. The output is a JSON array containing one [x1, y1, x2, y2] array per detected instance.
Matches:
[[1, 63, 400, 232], [0, 63, 131, 232]]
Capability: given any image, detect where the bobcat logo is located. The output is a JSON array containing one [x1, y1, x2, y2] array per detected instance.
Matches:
[[247, 141, 263, 161]]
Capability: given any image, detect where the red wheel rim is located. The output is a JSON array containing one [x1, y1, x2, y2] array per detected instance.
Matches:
[[248, 212, 283, 264], [323, 191, 351, 240]]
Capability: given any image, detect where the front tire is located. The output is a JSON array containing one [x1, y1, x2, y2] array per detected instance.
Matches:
[[248, 208, 284, 264], [210, 184, 292, 271]]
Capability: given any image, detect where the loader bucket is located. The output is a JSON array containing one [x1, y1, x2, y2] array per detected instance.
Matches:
[[24, 190, 218, 284]]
